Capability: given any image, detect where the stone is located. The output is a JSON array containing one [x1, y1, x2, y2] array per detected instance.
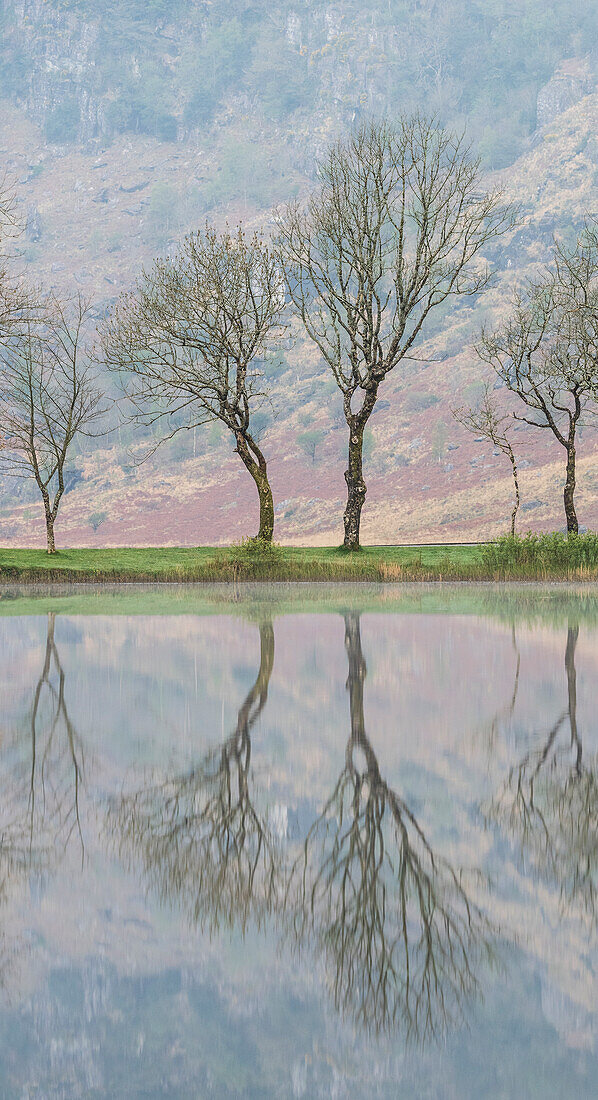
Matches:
[[536, 59, 593, 129]]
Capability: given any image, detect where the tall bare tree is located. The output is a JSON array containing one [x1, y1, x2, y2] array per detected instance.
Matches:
[[453, 382, 521, 535], [0, 294, 106, 553], [477, 227, 598, 535], [277, 117, 513, 549], [103, 226, 285, 543]]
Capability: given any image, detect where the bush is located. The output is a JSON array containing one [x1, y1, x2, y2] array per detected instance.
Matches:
[[405, 390, 441, 412], [482, 532, 598, 574], [224, 536, 284, 578], [229, 536, 283, 560], [183, 89, 216, 128], [89, 511, 108, 532]]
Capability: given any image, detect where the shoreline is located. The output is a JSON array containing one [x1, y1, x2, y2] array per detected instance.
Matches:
[[1, 543, 598, 585]]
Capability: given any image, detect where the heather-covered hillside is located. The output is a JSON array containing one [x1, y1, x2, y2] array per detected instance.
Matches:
[[0, 0, 597, 545]]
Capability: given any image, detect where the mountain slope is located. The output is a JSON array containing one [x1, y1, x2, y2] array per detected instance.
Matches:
[[1, 32, 598, 544]]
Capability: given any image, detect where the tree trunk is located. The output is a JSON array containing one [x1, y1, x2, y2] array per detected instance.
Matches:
[[235, 434, 275, 543], [45, 513, 56, 554], [564, 442, 578, 535], [508, 448, 520, 537], [342, 385, 379, 551], [42, 494, 56, 554], [254, 465, 274, 542], [343, 425, 367, 551]]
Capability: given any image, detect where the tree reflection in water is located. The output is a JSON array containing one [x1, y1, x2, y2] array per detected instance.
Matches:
[[489, 623, 597, 926], [111, 612, 496, 1042], [285, 612, 496, 1040], [111, 621, 281, 934], [27, 611, 86, 858], [0, 611, 86, 981]]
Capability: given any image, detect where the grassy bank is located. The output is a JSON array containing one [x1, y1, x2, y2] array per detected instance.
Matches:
[[1, 534, 598, 583], [0, 544, 482, 583]]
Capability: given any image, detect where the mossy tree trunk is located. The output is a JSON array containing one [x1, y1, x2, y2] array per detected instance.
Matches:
[[235, 432, 275, 543]]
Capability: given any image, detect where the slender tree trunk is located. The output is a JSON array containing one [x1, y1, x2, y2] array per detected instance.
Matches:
[[508, 447, 520, 537], [235, 433, 275, 543], [45, 513, 56, 554], [342, 387, 379, 551], [41, 492, 56, 554], [343, 424, 367, 550], [564, 440, 578, 535]]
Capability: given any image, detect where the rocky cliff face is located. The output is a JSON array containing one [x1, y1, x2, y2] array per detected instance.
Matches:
[[4, 0, 104, 139], [3, 1, 596, 158], [537, 57, 595, 128]]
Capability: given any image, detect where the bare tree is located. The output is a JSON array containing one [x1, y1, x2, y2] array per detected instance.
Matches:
[[0, 174, 34, 336], [110, 620, 281, 934], [285, 612, 496, 1039], [0, 175, 16, 329], [477, 228, 598, 535], [453, 382, 520, 535], [277, 117, 513, 549], [0, 294, 106, 553], [103, 226, 285, 543]]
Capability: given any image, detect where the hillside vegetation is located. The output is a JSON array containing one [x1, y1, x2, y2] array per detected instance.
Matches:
[[0, 1, 598, 547]]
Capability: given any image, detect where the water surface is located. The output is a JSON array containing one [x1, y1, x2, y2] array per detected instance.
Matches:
[[0, 583, 596, 1098]]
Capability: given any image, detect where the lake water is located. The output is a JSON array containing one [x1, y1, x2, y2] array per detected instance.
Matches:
[[0, 583, 596, 1098]]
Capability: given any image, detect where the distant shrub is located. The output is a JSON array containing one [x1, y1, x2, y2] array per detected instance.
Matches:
[[482, 532, 598, 574], [89, 511, 108, 532], [183, 89, 216, 128], [405, 390, 441, 412], [297, 429, 325, 463]]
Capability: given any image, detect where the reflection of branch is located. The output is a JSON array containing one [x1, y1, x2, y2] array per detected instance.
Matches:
[[27, 612, 85, 860], [489, 624, 597, 925], [286, 613, 495, 1041], [483, 623, 521, 756], [111, 622, 280, 933]]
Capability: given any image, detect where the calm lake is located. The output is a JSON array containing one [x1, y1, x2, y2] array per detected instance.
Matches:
[[0, 583, 596, 1098]]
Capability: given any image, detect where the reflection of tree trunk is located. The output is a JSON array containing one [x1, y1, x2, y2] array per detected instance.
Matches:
[[565, 625, 580, 773], [111, 619, 278, 934], [288, 611, 494, 1040], [483, 622, 521, 755], [489, 620, 597, 924], [221, 621, 274, 809], [28, 612, 85, 858]]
